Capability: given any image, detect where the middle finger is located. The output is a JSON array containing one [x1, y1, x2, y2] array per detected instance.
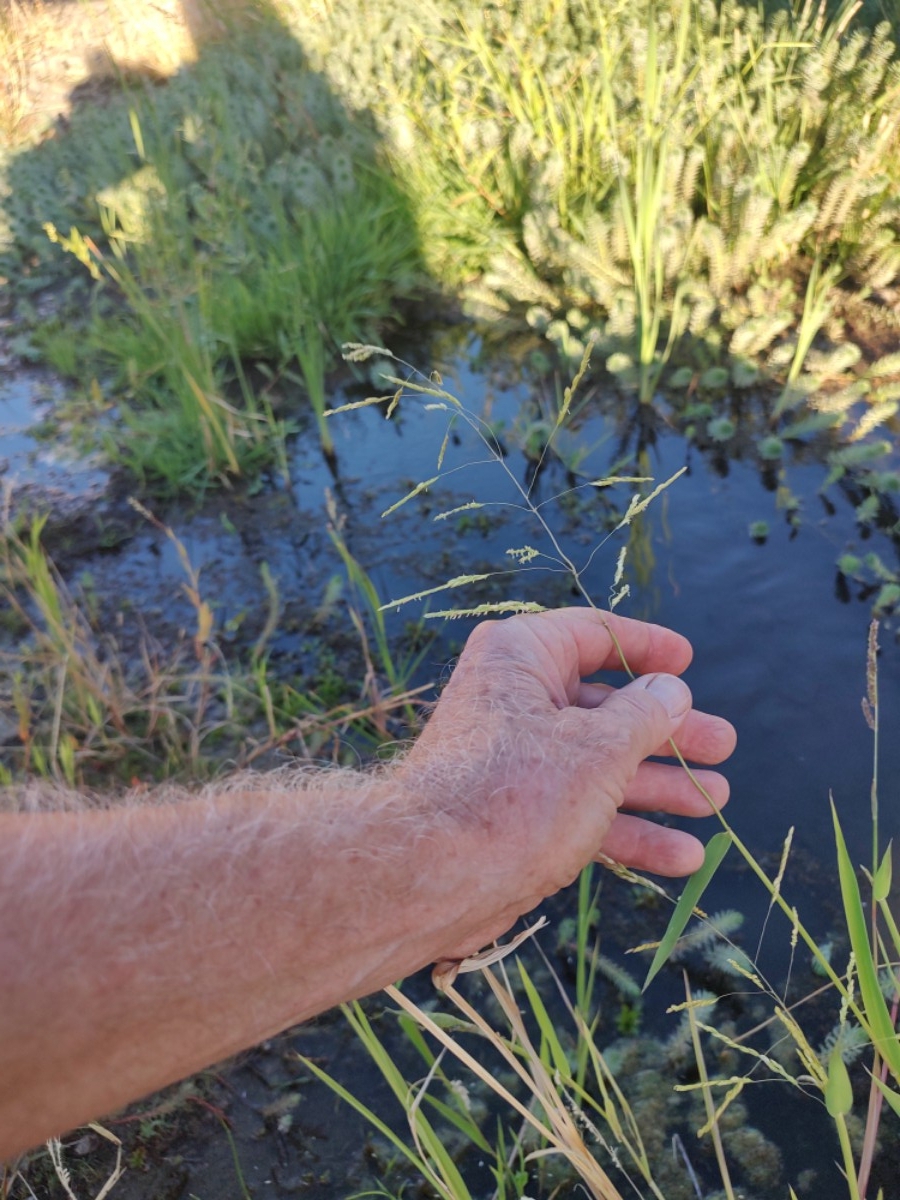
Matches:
[[620, 761, 730, 817]]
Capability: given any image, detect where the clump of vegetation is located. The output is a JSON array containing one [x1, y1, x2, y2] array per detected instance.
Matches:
[[304, 0, 900, 406], [3, 0, 900, 493]]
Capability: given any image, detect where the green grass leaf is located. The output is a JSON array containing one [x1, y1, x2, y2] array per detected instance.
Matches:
[[832, 803, 900, 1081], [873, 842, 893, 902], [871, 1075, 900, 1121], [642, 832, 732, 992], [825, 1046, 853, 1117]]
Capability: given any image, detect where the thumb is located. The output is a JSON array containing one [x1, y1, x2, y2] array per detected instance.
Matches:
[[589, 672, 692, 776]]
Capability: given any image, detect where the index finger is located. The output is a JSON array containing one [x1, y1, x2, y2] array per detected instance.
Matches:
[[532, 608, 694, 678]]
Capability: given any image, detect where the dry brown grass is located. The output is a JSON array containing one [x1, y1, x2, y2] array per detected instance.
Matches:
[[0, 0, 217, 145], [0, 0, 296, 146]]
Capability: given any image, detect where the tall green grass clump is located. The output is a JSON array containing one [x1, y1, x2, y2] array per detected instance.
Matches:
[[302, 0, 900, 408]]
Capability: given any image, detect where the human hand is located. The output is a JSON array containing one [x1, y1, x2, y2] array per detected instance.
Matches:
[[402, 608, 736, 958]]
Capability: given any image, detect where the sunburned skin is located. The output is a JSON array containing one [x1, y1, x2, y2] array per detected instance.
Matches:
[[0, 608, 735, 1161]]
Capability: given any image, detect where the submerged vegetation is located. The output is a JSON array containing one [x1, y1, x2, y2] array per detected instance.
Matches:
[[1, 1, 900, 1198]]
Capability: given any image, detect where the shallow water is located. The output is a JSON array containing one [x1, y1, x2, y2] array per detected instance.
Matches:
[[0, 367, 109, 502], [11, 337, 900, 1197]]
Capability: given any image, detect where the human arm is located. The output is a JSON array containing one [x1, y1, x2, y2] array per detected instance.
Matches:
[[0, 608, 735, 1159]]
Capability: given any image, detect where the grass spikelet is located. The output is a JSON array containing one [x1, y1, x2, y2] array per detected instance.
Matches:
[[433, 501, 487, 522], [381, 476, 440, 519], [378, 574, 494, 613], [425, 601, 547, 620]]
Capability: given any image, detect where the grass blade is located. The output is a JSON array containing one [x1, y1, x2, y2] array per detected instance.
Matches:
[[643, 832, 732, 992], [832, 802, 900, 1081]]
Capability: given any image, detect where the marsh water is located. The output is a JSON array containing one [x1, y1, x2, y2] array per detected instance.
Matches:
[[4, 335, 900, 1197]]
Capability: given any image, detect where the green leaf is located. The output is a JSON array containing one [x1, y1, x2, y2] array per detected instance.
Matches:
[[837, 554, 863, 577], [707, 417, 735, 442], [757, 436, 784, 461], [825, 1046, 853, 1117], [418, 1093, 493, 1154], [642, 833, 732, 992], [749, 520, 769, 542], [832, 803, 900, 1079], [517, 961, 572, 1079], [871, 1075, 900, 1120], [856, 495, 881, 525], [874, 584, 900, 613], [668, 366, 694, 388], [699, 366, 730, 390], [873, 843, 893, 902]]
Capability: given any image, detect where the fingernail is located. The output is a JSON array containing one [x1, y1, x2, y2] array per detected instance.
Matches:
[[640, 673, 691, 718]]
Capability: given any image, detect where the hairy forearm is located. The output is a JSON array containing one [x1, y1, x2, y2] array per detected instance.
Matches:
[[0, 764, 487, 1159], [0, 609, 735, 1161]]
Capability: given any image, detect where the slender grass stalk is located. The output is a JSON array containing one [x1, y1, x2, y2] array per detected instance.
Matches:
[[299, 1002, 477, 1200], [215, 1116, 253, 1200], [857, 619, 886, 1198], [597, 0, 698, 403], [684, 974, 736, 1200], [773, 254, 841, 419]]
